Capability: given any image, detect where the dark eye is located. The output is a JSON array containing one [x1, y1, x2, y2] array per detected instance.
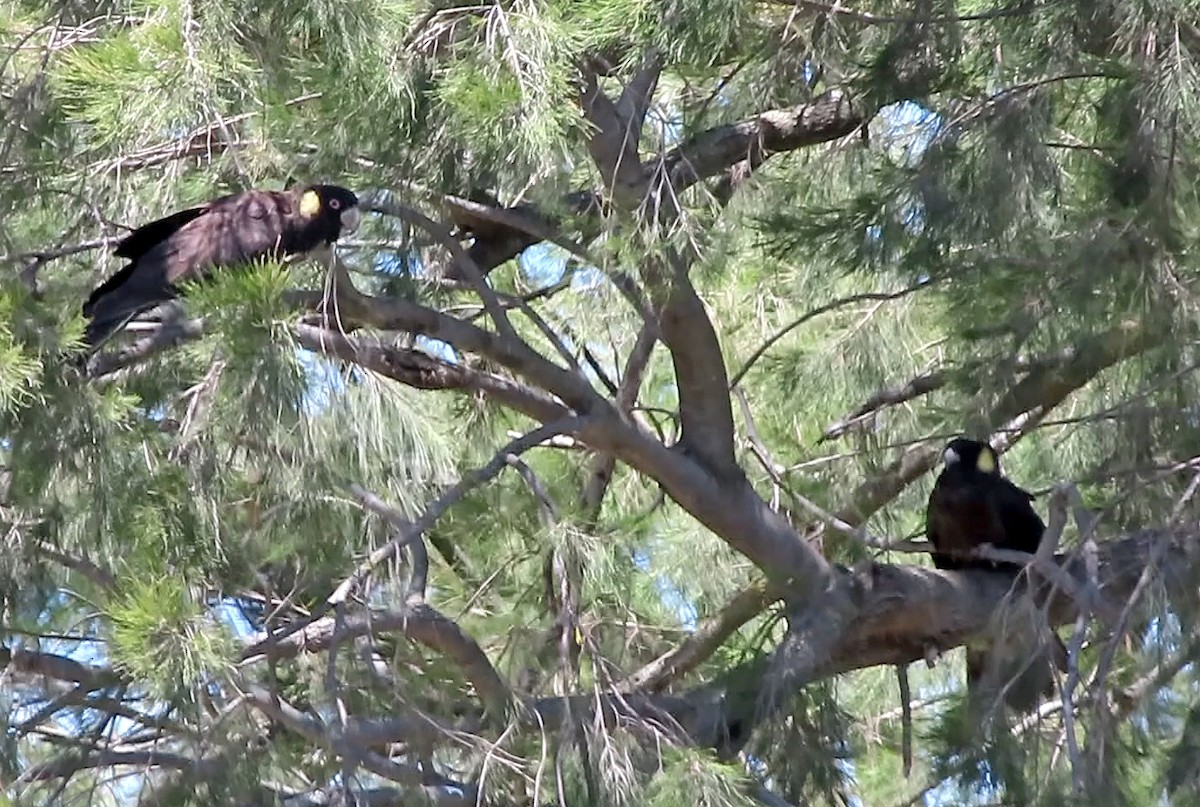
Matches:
[[329, 198, 341, 210]]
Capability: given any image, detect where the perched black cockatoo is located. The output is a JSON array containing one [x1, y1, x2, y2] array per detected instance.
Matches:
[[925, 437, 1067, 713], [80, 183, 361, 351]]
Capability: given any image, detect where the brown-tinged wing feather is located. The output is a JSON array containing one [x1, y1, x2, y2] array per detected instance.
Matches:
[[156, 190, 294, 285]]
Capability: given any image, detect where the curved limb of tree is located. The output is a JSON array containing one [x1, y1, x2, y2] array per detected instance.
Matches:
[[15, 527, 1197, 777]]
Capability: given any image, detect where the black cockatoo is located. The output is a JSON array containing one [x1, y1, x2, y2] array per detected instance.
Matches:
[[926, 437, 1068, 713], [81, 183, 360, 351]]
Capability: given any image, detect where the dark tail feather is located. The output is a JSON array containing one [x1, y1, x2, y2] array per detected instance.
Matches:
[[81, 283, 170, 353], [967, 634, 1067, 714], [83, 307, 141, 353], [966, 648, 990, 703]]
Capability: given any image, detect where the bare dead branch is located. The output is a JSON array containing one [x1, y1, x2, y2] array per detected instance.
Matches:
[[506, 456, 560, 526], [0, 236, 118, 267]]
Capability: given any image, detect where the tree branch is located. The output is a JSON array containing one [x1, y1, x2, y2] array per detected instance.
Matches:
[[615, 50, 663, 147], [837, 320, 1165, 525], [330, 417, 582, 607], [581, 321, 658, 516], [1, 647, 121, 690], [623, 583, 775, 692], [292, 324, 572, 426], [820, 370, 946, 443], [445, 85, 870, 280], [298, 314, 829, 589], [307, 243, 602, 418], [579, 66, 742, 480], [33, 541, 116, 590], [361, 196, 519, 344], [233, 527, 1200, 764], [241, 605, 511, 717], [578, 64, 647, 207], [662, 87, 861, 191], [21, 750, 221, 782], [730, 279, 937, 390]]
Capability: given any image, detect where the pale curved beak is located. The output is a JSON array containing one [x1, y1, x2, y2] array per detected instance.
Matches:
[[340, 205, 362, 236]]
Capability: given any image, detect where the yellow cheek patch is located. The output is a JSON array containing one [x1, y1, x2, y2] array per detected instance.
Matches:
[[976, 450, 996, 473], [299, 190, 321, 217]]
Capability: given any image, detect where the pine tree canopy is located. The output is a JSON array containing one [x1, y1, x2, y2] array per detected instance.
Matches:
[[3, 0, 1200, 804]]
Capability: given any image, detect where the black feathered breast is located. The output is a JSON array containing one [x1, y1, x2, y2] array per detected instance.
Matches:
[[926, 462, 1044, 572]]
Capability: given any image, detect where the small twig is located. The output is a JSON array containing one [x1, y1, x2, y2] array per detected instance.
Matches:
[[0, 236, 119, 266], [1060, 607, 1087, 790], [729, 279, 937, 390], [1035, 484, 1070, 563], [506, 456, 560, 527], [333, 417, 583, 606], [737, 386, 911, 551], [819, 369, 944, 443], [783, 0, 1065, 26], [581, 320, 658, 517], [327, 603, 358, 800], [1089, 472, 1200, 710], [169, 355, 226, 461], [972, 544, 1113, 622]]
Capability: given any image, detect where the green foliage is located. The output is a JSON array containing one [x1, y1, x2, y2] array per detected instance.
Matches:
[[4, 0, 1200, 804], [0, 288, 42, 415], [106, 576, 235, 700], [643, 747, 758, 807], [51, 9, 191, 150]]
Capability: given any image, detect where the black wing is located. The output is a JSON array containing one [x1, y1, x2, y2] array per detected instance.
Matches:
[[112, 204, 213, 261], [990, 477, 1045, 556]]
